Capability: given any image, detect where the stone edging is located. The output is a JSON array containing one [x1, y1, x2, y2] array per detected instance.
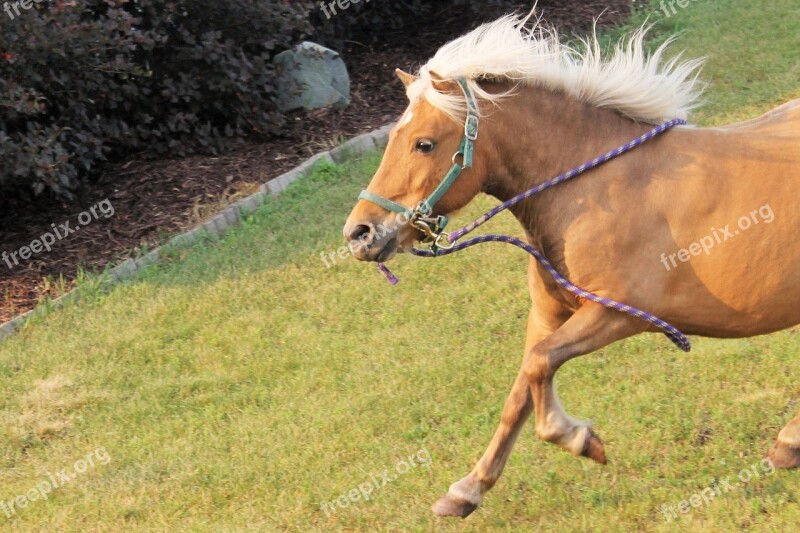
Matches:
[[0, 123, 395, 342]]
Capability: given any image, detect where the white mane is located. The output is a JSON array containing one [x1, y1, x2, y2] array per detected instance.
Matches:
[[406, 12, 705, 124]]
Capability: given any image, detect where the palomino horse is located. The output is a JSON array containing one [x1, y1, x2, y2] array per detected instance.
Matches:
[[343, 13, 800, 517]]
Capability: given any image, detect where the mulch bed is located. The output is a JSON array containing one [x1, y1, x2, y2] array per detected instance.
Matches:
[[0, 1, 631, 324]]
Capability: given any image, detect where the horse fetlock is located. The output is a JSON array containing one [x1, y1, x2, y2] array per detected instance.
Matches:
[[536, 414, 588, 447], [560, 424, 594, 456], [535, 420, 607, 463]]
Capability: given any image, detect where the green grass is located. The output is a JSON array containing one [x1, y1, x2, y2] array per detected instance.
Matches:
[[617, 0, 800, 125], [1, 1, 799, 530]]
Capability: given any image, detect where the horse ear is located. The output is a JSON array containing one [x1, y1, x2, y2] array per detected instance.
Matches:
[[395, 69, 417, 88], [428, 70, 459, 93]]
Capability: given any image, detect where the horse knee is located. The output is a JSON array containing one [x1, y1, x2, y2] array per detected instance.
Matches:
[[524, 339, 578, 385], [523, 351, 552, 384]]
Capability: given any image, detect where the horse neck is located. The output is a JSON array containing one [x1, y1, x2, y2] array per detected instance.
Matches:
[[480, 84, 654, 242]]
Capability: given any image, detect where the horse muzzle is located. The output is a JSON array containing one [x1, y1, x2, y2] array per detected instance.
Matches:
[[343, 222, 400, 262]]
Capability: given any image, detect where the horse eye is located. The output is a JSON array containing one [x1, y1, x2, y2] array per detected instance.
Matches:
[[415, 140, 436, 154]]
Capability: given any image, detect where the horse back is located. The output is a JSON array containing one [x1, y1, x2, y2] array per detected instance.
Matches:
[[718, 98, 800, 138]]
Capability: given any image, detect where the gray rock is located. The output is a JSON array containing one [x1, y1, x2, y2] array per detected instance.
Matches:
[[273, 42, 350, 112]]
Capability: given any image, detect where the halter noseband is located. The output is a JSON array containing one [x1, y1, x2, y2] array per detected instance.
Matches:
[[357, 78, 479, 250]]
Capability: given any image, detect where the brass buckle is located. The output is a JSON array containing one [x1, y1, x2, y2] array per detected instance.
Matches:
[[410, 216, 437, 240], [410, 213, 454, 252]]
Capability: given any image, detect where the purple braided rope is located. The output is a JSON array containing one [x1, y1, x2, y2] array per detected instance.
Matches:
[[448, 119, 687, 242], [409, 235, 690, 352], [377, 263, 398, 285], [375, 119, 691, 351]]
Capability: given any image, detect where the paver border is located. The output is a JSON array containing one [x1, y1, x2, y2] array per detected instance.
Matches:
[[0, 123, 395, 341]]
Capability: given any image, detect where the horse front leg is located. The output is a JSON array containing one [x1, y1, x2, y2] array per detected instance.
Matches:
[[431, 307, 563, 518], [525, 304, 644, 462]]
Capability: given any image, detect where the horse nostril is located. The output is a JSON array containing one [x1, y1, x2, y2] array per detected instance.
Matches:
[[347, 224, 373, 244]]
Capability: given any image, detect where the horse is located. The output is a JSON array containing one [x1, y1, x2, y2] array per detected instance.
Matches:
[[343, 12, 800, 517]]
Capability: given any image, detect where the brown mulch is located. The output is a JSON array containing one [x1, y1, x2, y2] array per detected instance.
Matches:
[[0, 1, 631, 324]]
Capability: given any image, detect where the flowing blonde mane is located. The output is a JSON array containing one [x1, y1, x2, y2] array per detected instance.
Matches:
[[406, 12, 705, 124]]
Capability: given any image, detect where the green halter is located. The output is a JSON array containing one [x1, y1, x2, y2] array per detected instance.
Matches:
[[357, 78, 479, 248]]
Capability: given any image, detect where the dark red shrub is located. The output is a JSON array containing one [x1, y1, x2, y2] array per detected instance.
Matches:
[[0, 0, 312, 199]]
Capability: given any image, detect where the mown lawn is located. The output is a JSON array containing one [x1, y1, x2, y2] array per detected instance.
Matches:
[[1, 0, 799, 531]]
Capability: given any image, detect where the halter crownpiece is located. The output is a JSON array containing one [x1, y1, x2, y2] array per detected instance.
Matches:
[[356, 76, 691, 352]]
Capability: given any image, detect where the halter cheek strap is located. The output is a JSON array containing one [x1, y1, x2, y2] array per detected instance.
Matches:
[[357, 78, 480, 243]]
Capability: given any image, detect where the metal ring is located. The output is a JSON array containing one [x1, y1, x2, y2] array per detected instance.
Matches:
[[434, 232, 455, 250]]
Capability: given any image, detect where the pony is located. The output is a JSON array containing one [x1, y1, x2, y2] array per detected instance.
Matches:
[[343, 12, 800, 517]]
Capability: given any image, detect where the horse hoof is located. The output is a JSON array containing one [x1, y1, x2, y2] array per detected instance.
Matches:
[[768, 441, 800, 469], [581, 430, 608, 464], [431, 493, 478, 518]]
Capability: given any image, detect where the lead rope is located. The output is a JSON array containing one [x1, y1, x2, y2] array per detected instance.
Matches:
[[375, 119, 691, 352]]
